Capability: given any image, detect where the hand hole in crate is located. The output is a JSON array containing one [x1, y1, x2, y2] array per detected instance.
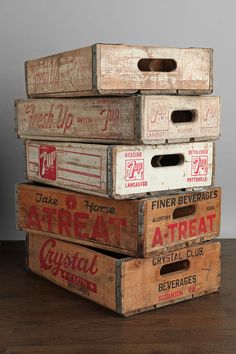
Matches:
[[138, 58, 177, 72], [151, 154, 184, 167], [173, 205, 196, 219], [171, 110, 197, 123], [160, 259, 190, 275]]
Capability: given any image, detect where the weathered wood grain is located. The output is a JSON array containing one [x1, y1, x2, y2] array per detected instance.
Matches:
[[27, 232, 117, 311], [141, 95, 220, 143], [25, 44, 213, 97], [17, 183, 221, 257], [26, 141, 108, 197], [120, 241, 220, 315], [27, 232, 221, 316], [25, 140, 215, 199], [16, 97, 137, 143], [16, 95, 220, 144], [26, 46, 93, 96]]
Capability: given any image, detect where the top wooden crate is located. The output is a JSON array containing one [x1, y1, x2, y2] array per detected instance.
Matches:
[[25, 44, 213, 97]]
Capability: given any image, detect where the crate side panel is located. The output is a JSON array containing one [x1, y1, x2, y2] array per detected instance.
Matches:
[[17, 183, 140, 255], [26, 46, 93, 96], [16, 97, 137, 143], [26, 141, 108, 196], [121, 242, 220, 314], [113, 142, 214, 197], [144, 187, 221, 255], [99, 45, 212, 93], [141, 95, 220, 143]]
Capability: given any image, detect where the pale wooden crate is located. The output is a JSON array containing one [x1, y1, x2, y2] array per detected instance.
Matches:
[[25, 44, 213, 97], [27, 232, 221, 316], [16, 95, 220, 144], [17, 183, 221, 257], [25, 140, 215, 199]]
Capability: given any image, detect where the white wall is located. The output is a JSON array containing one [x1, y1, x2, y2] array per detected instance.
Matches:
[[0, 0, 234, 239]]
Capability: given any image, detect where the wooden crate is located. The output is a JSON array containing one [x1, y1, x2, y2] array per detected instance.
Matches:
[[16, 95, 220, 144], [25, 44, 213, 97], [17, 183, 221, 257], [27, 232, 221, 316], [26, 140, 214, 199]]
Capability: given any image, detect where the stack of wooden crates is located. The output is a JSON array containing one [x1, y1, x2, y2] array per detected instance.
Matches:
[[16, 44, 221, 316]]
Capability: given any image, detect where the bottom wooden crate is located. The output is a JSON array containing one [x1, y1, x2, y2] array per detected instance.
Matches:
[[27, 232, 221, 316]]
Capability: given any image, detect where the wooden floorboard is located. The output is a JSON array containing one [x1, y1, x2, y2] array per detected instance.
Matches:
[[0, 239, 235, 354]]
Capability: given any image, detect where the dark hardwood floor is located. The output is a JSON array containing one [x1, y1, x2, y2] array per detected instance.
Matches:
[[0, 239, 235, 354]]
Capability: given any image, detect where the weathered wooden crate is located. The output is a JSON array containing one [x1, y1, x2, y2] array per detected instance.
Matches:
[[17, 183, 221, 257], [26, 140, 214, 199], [25, 44, 213, 97], [27, 232, 221, 316], [16, 96, 220, 144]]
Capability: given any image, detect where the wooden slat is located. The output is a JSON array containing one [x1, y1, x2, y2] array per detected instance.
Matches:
[[17, 184, 220, 257], [25, 44, 213, 97], [25, 141, 214, 199], [16, 95, 220, 144]]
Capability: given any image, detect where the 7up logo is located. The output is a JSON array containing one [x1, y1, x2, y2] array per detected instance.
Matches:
[[191, 156, 208, 176], [125, 159, 144, 181], [39, 145, 56, 180]]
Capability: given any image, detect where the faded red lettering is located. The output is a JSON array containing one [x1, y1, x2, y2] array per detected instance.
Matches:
[[88, 255, 98, 275], [39, 238, 98, 276], [92, 216, 109, 242], [42, 207, 57, 232], [39, 238, 56, 271], [152, 227, 163, 247], [27, 205, 42, 230], [58, 209, 71, 236], [178, 221, 187, 240], [168, 223, 178, 242], [70, 252, 79, 270], [198, 216, 207, 234], [189, 218, 197, 237], [109, 217, 126, 245], [99, 105, 120, 131], [74, 212, 89, 239], [207, 213, 216, 231], [56, 104, 73, 133], [77, 258, 89, 273]]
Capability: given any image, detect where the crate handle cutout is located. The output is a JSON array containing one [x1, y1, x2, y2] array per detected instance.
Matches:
[[160, 259, 190, 275], [173, 205, 196, 219], [171, 110, 197, 123], [138, 59, 177, 72], [151, 154, 184, 167]]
